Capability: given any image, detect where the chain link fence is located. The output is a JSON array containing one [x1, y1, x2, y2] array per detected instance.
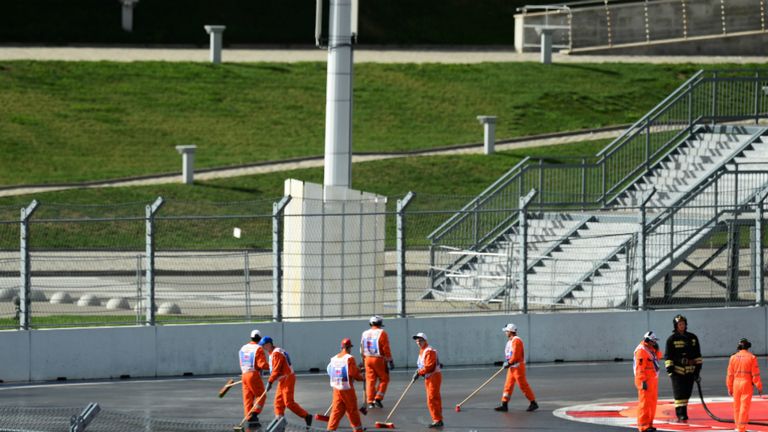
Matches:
[[2, 186, 768, 329]]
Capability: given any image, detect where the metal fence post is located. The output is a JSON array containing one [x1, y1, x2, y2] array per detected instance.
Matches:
[[644, 118, 651, 171], [145, 197, 164, 326], [19, 200, 38, 330], [519, 189, 537, 313], [396, 192, 416, 318], [755, 187, 768, 306], [600, 156, 607, 206], [638, 188, 656, 310], [711, 71, 718, 122], [755, 71, 761, 124], [135, 254, 143, 325], [272, 196, 292, 323], [244, 250, 251, 321]]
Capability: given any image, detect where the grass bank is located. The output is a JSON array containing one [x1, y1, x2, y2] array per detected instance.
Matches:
[[0, 61, 709, 186]]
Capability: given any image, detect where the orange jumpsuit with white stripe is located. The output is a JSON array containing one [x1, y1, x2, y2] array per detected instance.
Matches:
[[501, 335, 536, 403], [633, 341, 662, 432], [267, 347, 309, 419], [727, 350, 763, 432], [326, 351, 365, 432], [417, 344, 443, 423], [239, 341, 270, 417], [361, 326, 392, 403]]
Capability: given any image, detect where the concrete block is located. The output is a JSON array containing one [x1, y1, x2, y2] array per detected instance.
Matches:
[[0, 330, 30, 382], [157, 323, 282, 376], [649, 308, 767, 358], [405, 314, 522, 366], [29, 326, 156, 381], [529, 310, 646, 362], [282, 319, 365, 371]]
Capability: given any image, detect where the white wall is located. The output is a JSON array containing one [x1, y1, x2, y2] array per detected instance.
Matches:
[[1, 307, 767, 383]]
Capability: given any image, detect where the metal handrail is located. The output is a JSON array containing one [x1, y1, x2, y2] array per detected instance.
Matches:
[[428, 69, 768, 292]]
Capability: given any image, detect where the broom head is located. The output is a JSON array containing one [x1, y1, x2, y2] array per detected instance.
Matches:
[[314, 413, 330, 422], [219, 378, 236, 398], [374, 421, 396, 429]]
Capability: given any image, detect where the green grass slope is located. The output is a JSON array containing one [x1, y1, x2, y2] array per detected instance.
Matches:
[[0, 61, 708, 186]]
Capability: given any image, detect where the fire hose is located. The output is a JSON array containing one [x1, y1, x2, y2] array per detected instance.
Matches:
[[696, 378, 768, 426]]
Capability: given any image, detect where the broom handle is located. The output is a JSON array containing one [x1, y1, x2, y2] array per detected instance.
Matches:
[[456, 366, 506, 408], [383, 377, 417, 423], [237, 388, 269, 428], [227, 379, 243, 388]]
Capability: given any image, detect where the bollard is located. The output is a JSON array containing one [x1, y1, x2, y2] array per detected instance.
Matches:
[[120, 0, 139, 32], [204, 25, 227, 64], [535, 27, 555, 65], [477, 116, 497, 155], [175, 145, 196, 185]]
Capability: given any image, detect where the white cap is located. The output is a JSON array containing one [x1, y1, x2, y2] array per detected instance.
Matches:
[[369, 315, 384, 326], [250, 329, 261, 339], [502, 323, 517, 333], [643, 331, 658, 342], [412, 332, 427, 341]]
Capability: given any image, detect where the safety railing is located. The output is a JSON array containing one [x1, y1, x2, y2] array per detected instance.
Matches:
[[517, 0, 768, 53], [427, 69, 768, 291]]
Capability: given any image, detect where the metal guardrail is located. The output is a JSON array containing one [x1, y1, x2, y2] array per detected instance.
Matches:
[[518, 0, 768, 53], [428, 69, 768, 292]]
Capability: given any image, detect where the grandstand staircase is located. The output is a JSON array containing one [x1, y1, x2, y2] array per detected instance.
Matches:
[[425, 70, 768, 309]]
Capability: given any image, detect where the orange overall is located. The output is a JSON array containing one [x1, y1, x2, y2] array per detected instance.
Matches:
[[417, 344, 443, 423], [239, 341, 270, 417], [268, 347, 309, 419], [361, 326, 392, 403], [727, 350, 763, 432], [502, 336, 536, 403], [327, 351, 365, 432], [634, 341, 662, 432]]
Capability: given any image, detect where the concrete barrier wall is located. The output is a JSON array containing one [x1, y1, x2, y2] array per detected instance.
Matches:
[[1, 307, 767, 383]]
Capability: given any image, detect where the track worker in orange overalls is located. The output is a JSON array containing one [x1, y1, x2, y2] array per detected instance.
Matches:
[[727, 338, 763, 432], [634, 331, 662, 432], [413, 332, 444, 428], [495, 323, 538, 412], [361, 315, 393, 409], [259, 336, 313, 427], [326, 338, 365, 432], [239, 329, 270, 429]]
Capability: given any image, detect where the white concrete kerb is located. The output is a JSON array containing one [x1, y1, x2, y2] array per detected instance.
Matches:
[[175, 145, 196, 185], [204, 25, 226, 64], [535, 27, 555, 65], [477, 115, 497, 155], [120, 0, 139, 32]]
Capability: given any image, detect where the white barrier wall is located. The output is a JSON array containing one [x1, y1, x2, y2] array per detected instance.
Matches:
[[1, 307, 766, 383]]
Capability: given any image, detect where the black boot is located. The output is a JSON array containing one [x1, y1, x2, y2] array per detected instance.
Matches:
[[494, 402, 508, 412], [427, 420, 444, 428], [305, 414, 313, 427], [374, 400, 383, 409], [681, 405, 688, 421], [526, 400, 539, 412], [674, 406, 684, 422]]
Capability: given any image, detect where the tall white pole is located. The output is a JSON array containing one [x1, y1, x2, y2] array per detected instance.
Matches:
[[323, 0, 354, 195]]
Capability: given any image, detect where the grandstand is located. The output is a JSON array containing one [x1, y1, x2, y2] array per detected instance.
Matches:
[[427, 69, 768, 311]]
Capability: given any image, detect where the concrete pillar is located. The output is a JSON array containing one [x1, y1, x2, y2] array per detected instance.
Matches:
[[175, 145, 196, 185], [477, 116, 497, 155], [514, 14, 525, 53], [204, 25, 227, 64], [120, 0, 139, 32], [323, 0, 354, 194], [536, 27, 555, 65]]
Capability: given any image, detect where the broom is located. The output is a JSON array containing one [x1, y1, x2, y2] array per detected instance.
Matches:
[[455, 365, 506, 412], [218, 378, 242, 398], [374, 375, 418, 429], [233, 388, 268, 432]]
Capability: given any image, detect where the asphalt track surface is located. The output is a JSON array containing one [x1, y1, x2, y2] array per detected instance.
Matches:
[[0, 357, 752, 431]]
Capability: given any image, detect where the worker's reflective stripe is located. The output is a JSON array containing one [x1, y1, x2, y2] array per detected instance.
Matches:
[[417, 347, 441, 379]]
